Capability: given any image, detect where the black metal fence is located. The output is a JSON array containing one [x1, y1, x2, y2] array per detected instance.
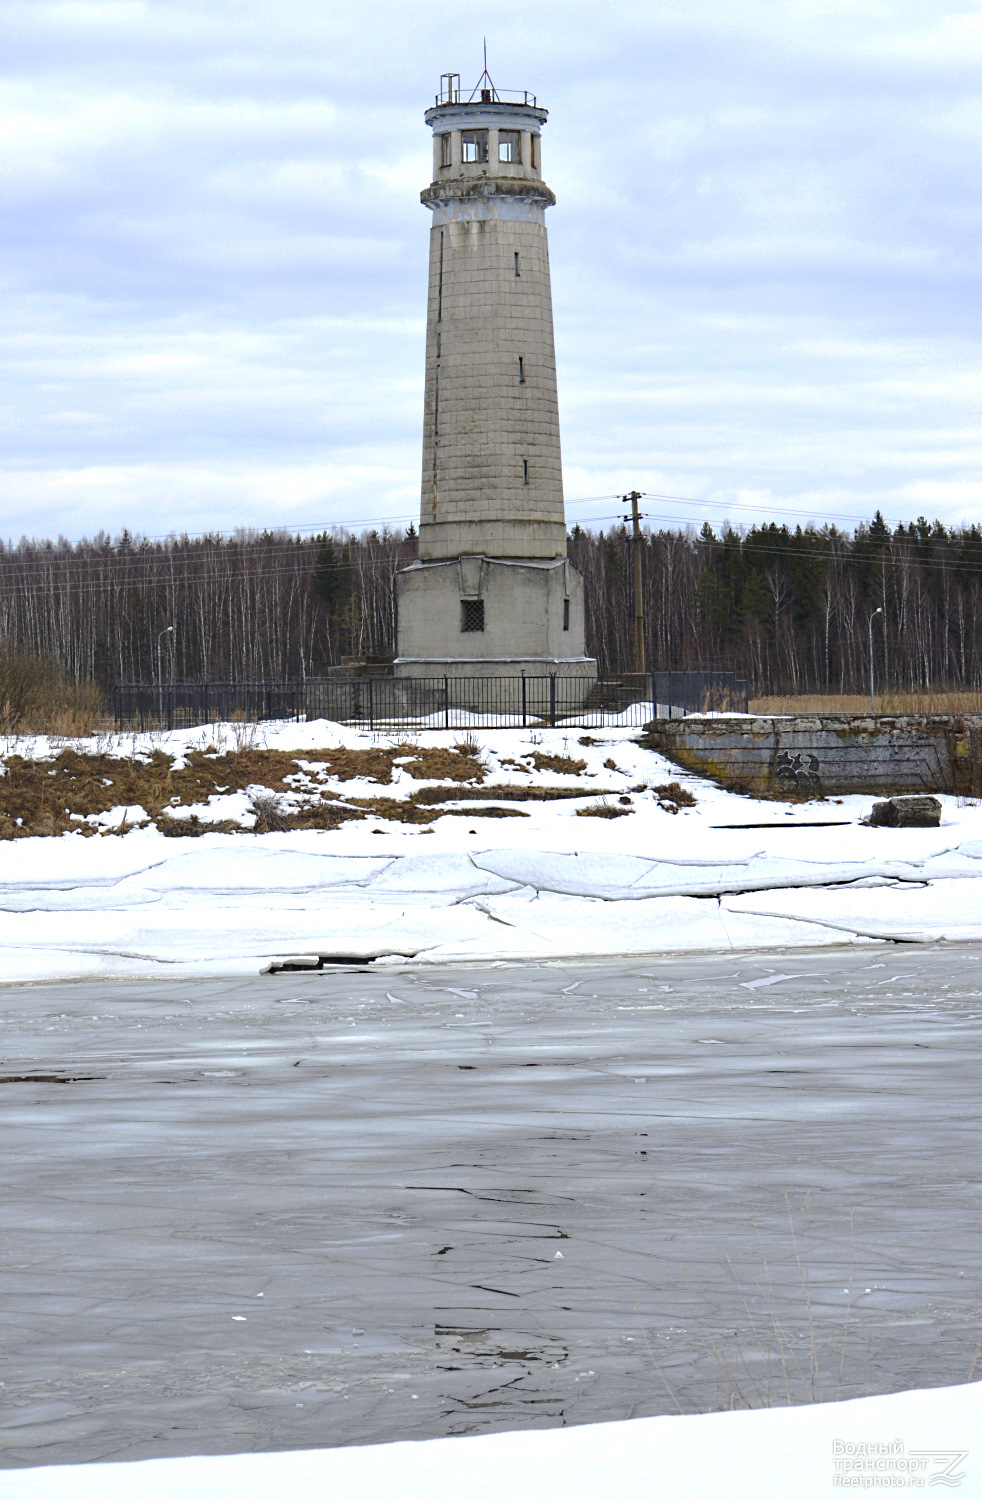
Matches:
[[113, 681, 305, 732], [307, 675, 620, 730], [652, 670, 750, 718], [114, 672, 749, 731]]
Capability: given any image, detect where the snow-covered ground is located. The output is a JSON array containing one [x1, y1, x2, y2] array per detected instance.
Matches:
[[3, 1381, 978, 1498], [2, 717, 982, 983]]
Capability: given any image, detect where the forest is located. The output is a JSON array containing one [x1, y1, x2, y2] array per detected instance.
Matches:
[[2, 511, 982, 697]]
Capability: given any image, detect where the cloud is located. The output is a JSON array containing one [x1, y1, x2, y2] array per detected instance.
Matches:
[[0, 0, 980, 541]]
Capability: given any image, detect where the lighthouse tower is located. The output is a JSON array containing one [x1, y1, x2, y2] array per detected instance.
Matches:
[[394, 70, 595, 685]]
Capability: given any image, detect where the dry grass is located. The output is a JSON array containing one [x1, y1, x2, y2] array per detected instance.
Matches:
[[1, 733, 700, 838], [650, 781, 698, 812], [247, 792, 292, 834], [0, 641, 105, 736], [0, 737, 529, 838], [405, 745, 486, 782], [410, 784, 613, 805], [295, 743, 485, 784], [499, 751, 588, 776], [156, 814, 246, 838], [306, 797, 529, 826], [575, 781, 695, 819], [750, 691, 982, 715], [437, 806, 528, 819], [642, 1194, 850, 1414]]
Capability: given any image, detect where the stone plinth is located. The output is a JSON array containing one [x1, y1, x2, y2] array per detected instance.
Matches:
[[394, 554, 591, 671]]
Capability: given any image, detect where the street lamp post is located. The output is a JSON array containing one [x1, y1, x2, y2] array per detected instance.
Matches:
[[869, 607, 883, 712], [157, 625, 174, 726]]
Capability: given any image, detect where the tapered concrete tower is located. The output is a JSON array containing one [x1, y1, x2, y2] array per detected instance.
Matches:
[[394, 70, 595, 684]]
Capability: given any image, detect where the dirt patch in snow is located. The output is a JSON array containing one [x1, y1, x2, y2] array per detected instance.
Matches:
[[410, 784, 611, 805], [0, 741, 486, 838], [499, 751, 587, 776]]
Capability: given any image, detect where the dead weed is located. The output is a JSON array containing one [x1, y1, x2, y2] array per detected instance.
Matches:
[[410, 784, 611, 805], [499, 751, 587, 776], [650, 781, 697, 811], [0, 736, 614, 838], [0, 739, 488, 838]]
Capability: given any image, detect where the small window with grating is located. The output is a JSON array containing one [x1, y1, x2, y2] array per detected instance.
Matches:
[[522, 459, 529, 485], [461, 598, 485, 632], [440, 133, 452, 167], [563, 598, 570, 631], [514, 250, 520, 277], [518, 356, 525, 383], [498, 130, 521, 163], [461, 130, 489, 164]]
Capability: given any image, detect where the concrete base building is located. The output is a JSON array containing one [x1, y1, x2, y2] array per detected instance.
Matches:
[[394, 72, 596, 689]]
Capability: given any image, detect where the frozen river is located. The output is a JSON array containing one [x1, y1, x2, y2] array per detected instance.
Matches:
[[2, 947, 981, 1470]]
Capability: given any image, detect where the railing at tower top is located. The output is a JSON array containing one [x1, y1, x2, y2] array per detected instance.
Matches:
[[114, 673, 749, 731], [435, 74, 538, 108]]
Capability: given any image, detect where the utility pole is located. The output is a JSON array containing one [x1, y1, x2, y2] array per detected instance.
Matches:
[[623, 491, 645, 673]]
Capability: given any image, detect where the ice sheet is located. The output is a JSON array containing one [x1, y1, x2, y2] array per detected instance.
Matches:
[[1, 718, 982, 979], [3, 1381, 978, 1500]]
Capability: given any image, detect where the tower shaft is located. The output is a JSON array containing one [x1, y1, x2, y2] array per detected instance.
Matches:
[[393, 81, 595, 685], [420, 138, 565, 559]]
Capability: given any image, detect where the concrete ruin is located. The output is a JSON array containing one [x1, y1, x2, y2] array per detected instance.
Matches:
[[642, 714, 982, 798]]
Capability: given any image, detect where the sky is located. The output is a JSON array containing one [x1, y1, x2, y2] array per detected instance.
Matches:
[[1, 0, 981, 545]]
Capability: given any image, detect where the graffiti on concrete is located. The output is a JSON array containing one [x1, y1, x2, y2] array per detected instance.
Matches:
[[775, 750, 824, 795]]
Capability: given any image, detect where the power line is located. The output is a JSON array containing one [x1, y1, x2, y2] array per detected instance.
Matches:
[[638, 492, 921, 527], [2, 487, 923, 559], [0, 494, 623, 554], [3, 532, 982, 605], [1, 495, 981, 599]]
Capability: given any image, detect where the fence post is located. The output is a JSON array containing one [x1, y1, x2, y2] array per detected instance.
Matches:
[[167, 685, 174, 732], [549, 674, 556, 728], [651, 670, 657, 720], [521, 675, 527, 728], [444, 677, 450, 730], [368, 677, 374, 733]]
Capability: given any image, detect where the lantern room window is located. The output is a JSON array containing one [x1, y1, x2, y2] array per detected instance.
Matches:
[[439, 133, 452, 167], [498, 130, 521, 163], [461, 130, 489, 164]]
